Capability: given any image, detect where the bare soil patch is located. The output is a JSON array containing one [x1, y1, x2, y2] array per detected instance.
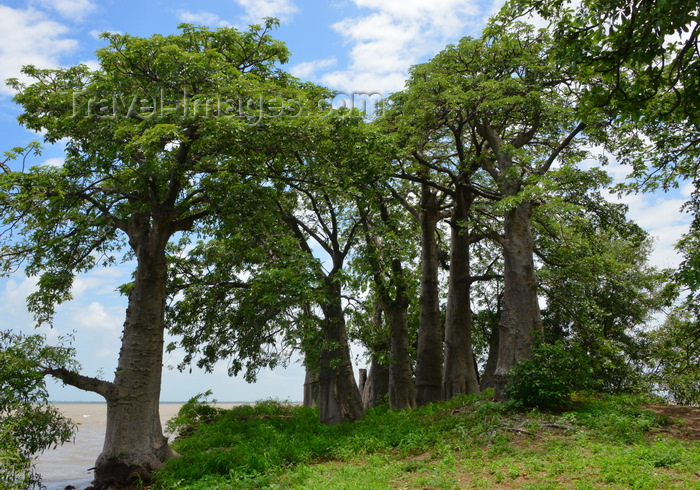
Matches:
[[644, 404, 700, 440]]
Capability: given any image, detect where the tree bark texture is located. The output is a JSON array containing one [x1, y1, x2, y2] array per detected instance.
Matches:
[[415, 184, 443, 406], [362, 354, 390, 409], [479, 317, 499, 391], [93, 219, 178, 488], [361, 303, 389, 409], [493, 201, 543, 400], [303, 365, 319, 408], [384, 299, 417, 409], [318, 278, 365, 424], [358, 368, 368, 394], [442, 183, 480, 399]]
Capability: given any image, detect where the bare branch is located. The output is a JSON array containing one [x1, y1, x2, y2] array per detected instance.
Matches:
[[41, 366, 114, 399], [536, 122, 586, 175]]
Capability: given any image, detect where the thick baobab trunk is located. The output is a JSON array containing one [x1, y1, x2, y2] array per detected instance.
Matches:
[[93, 226, 177, 488], [301, 304, 320, 408], [303, 365, 319, 408], [362, 302, 390, 409], [318, 278, 365, 425], [359, 368, 368, 393], [385, 298, 416, 409], [443, 184, 480, 399], [415, 184, 443, 406], [362, 354, 390, 409], [480, 319, 499, 390], [493, 201, 543, 400]]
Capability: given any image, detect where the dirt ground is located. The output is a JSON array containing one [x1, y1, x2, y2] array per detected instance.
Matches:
[[644, 404, 700, 440]]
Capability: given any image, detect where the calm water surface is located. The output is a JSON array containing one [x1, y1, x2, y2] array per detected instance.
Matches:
[[35, 402, 239, 490]]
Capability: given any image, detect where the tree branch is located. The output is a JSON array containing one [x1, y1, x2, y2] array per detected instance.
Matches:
[[170, 209, 211, 233], [468, 273, 503, 285], [536, 122, 586, 175], [42, 366, 114, 399], [412, 150, 456, 181], [385, 184, 419, 221]]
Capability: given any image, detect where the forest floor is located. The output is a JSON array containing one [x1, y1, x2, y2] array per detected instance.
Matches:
[[152, 393, 700, 489]]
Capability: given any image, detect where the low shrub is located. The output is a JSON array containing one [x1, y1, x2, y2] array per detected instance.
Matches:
[[505, 340, 594, 410]]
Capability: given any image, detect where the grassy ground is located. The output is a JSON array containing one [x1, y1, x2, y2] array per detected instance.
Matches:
[[152, 392, 700, 489]]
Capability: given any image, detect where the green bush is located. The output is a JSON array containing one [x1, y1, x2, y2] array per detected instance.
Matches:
[[165, 391, 224, 437], [0, 331, 76, 489], [505, 340, 594, 410]]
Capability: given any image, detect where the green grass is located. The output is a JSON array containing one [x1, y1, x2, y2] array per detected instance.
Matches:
[[152, 393, 700, 489]]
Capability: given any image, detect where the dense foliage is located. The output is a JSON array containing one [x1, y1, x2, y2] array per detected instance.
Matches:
[[1, 1, 700, 486], [504, 340, 594, 409], [0, 331, 75, 489]]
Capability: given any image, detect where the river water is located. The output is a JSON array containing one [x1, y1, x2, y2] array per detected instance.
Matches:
[[35, 403, 238, 490]]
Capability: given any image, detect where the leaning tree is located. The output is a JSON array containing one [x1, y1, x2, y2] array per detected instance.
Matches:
[[1, 21, 309, 488]]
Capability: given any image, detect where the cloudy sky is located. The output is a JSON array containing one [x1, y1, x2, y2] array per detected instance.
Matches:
[[0, 0, 692, 402]]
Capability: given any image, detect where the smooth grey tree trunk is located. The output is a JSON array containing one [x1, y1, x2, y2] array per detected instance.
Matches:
[[443, 183, 480, 399], [358, 368, 368, 394], [362, 354, 390, 409], [415, 184, 443, 406], [492, 201, 543, 399], [41, 213, 204, 488], [318, 278, 365, 424], [361, 302, 389, 409], [303, 365, 319, 408], [480, 318, 499, 391], [385, 298, 416, 409], [93, 219, 178, 488]]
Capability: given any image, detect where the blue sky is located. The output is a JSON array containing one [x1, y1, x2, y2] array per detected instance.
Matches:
[[0, 0, 692, 402]]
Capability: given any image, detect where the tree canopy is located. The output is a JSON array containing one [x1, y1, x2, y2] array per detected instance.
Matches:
[[0, 20, 326, 488], [2, 5, 700, 488]]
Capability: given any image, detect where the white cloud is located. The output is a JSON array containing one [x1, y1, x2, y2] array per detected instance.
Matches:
[[615, 193, 687, 232], [606, 190, 692, 269], [96, 347, 115, 359], [175, 9, 230, 27], [71, 266, 131, 299], [320, 0, 482, 93], [234, 0, 299, 23], [71, 301, 122, 330], [350, 0, 480, 34], [680, 180, 695, 198], [648, 224, 691, 269], [1, 276, 38, 317], [43, 157, 65, 167], [580, 148, 692, 270], [322, 69, 406, 95], [290, 57, 337, 80], [36, 0, 95, 22], [79, 59, 100, 72], [0, 275, 63, 344], [35, 0, 95, 21], [0, 6, 78, 95]]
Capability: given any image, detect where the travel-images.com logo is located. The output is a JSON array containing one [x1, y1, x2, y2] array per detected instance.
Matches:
[[69, 89, 386, 124]]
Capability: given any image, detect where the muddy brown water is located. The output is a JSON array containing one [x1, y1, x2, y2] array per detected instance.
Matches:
[[35, 403, 240, 490]]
